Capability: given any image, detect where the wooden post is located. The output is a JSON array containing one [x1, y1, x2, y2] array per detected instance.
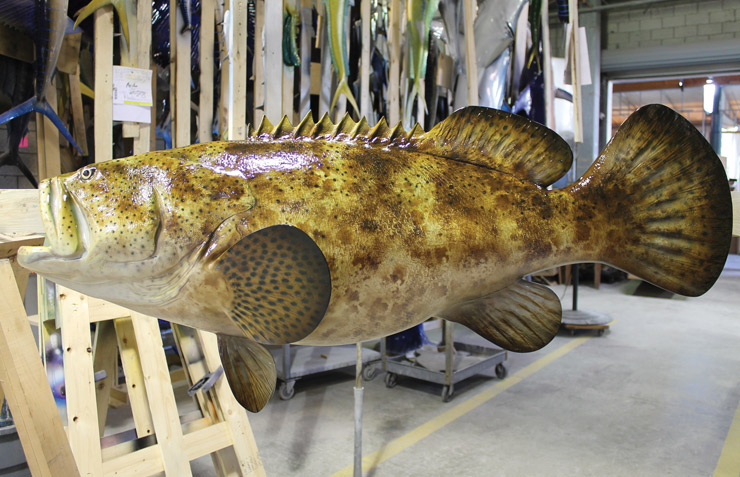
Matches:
[[283, 0, 296, 122], [463, 0, 478, 106], [360, 0, 371, 120], [171, 0, 192, 147], [264, 0, 284, 122], [230, 0, 249, 139], [59, 289, 104, 476], [0, 259, 79, 477], [36, 76, 61, 181], [388, 0, 401, 126], [134, 0, 153, 155], [253, 0, 266, 126], [568, 0, 583, 142], [94, 7, 114, 163], [199, 0, 215, 143]]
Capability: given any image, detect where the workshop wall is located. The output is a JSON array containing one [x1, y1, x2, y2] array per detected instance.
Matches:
[[605, 0, 740, 50]]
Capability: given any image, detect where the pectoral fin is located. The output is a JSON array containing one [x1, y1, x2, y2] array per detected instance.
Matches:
[[441, 280, 562, 353], [213, 224, 332, 345], [218, 334, 276, 412]]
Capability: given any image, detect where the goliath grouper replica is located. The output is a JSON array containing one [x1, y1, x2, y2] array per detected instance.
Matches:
[[18, 105, 732, 411]]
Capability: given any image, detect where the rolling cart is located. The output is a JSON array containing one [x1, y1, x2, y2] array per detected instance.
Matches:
[[269, 344, 381, 400], [381, 321, 507, 402]]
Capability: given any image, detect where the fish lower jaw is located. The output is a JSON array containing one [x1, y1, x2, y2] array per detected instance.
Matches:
[[16, 244, 84, 269]]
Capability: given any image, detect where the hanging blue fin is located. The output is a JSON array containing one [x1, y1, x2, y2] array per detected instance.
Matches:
[[0, 97, 83, 154]]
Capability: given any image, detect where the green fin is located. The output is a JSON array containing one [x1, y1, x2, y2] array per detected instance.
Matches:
[[74, 0, 130, 46], [217, 335, 276, 412], [440, 280, 562, 353], [214, 225, 332, 344], [330, 78, 360, 116], [582, 104, 732, 297], [419, 107, 573, 187]]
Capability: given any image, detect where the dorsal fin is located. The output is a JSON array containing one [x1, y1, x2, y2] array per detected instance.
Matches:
[[408, 123, 425, 139], [388, 122, 408, 142], [294, 112, 315, 137], [350, 117, 370, 138], [254, 116, 274, 136], [272, 116, 294, 138], [333, 113, 356, 138], [419, 107, 573, 187], [312, 113, 335, 138], [368, 117, 391, 142]]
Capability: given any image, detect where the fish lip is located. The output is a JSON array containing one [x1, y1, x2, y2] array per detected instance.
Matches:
[[38, 177, 87, 260]]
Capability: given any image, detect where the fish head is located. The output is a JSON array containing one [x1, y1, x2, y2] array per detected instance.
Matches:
[[17, 150, 256, 303]]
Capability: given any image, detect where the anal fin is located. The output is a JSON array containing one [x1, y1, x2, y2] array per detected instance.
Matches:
[[217, 334, 276, 412], [440, 280, 562, 353]]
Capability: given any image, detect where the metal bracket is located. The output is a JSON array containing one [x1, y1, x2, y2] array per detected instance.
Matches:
[[187, 366, 224, 396]]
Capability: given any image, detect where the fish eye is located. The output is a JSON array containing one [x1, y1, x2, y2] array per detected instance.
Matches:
[[80, 166, 96, 181]]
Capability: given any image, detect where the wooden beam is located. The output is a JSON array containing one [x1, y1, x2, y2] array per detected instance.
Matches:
[[59, 288, 104, 476], [264, 0, 284, 122], [360, 0, 371, 119], [133, 0, 153, 155], [568, 0, 583, 142], [388, 0, 401, 126], [229, 0, 249, 139], [253, 0, 266, 126], [0, 189, 43, 235], [732, 190, 739, 237], [0, 260, 79, 477], [93, 320, 119, 436], [199, 0, 215, 143], [0, 24, 33, 63], [463, 0, 478, 106], [171, 0, 192, 147], [95, 7, 114, 163], [114, 317, 155, 438], [131, 313, 192, 476], [37, 76, 61, 180], [69, 72, 89, 156]]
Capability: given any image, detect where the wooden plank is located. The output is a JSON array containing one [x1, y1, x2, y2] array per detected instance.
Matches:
[[93, 320, 119, 436], [102, 444, 164, 476], [199, 0, 216, 143], [732, 190, 739, 237], [0, 235, 44, 260], [171, 0, 192, 147], [58, 32, 83, 75], [39, 76, 61, 179], [69, 72, 89, 156], [0, 261, 79, 477], [199, 331, 266, 476], [173, 325, 241, 476], [59, 288, 104, 476], [463, 0, 478, 106], [263, 0, 284, 122], [568, 0, 583, 142], [134, 0, 153, 155], [130, 313, 192, 476], [114, 317, 155, 438], [95, 6, 115, 163], [388, 0, 401, 126], [283, 0, 296, 122], [230, 0, 249, 139], [0, 190, 43, 235], [184, 421, 233, 460], [360, 0, 371, 119], [253, 0, 266, 126], [541, 0, 555, 130], [217, 1, 230, 138], [88, 298, 134, 322]]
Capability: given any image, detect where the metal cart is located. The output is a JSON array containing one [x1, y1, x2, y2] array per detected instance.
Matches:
[[269, 344, 381, 400], [381, 321, 507, 402]]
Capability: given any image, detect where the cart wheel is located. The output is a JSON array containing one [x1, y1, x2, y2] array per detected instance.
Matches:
[[598, 329, 606, 336], [363, 365, 378, 381], [384, 372, 398, 388], [569, 329, 576, 336], [495, 363, 508, 380], [442, 385, 455, 402], [278, 381, 295, 400]]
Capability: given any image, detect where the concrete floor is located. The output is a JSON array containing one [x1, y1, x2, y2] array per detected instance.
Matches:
[[112, 258, 740, 476]]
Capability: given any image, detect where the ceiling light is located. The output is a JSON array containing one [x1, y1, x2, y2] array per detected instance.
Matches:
[[703, 80, 715, 115]]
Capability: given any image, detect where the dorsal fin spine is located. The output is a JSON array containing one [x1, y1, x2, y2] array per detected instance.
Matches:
[[273, 116, 293, 138], [255, 116, 274, 136], [294, 112, 315, 138]]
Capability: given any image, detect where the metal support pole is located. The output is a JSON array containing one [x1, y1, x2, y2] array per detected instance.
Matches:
[[354, 343, 364, 477], [572, 264, 579, 311]]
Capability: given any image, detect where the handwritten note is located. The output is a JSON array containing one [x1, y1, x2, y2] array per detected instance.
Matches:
[[112, 66, 153, 123]]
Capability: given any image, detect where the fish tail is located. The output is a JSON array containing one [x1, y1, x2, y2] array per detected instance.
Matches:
[[74, 0, 130, 46], [577, 104, 731, 296], [0, 97, 83, 155], [330, 78, 360, 116]]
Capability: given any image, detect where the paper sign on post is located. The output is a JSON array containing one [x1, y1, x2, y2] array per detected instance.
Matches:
[[112, 66, 153, 123]]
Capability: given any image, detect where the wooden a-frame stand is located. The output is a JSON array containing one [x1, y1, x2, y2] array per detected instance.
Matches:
[[0, 191, 266, 476]]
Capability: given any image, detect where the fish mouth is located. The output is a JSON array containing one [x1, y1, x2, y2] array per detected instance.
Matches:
[[18, 178, 87, 268]]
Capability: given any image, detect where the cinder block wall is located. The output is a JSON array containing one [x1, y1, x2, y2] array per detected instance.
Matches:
[[605, 0, 740, 50], [0, 121, 40, 189]]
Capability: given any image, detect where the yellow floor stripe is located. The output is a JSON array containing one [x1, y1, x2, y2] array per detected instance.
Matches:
[[331, 336, 591, 477], [715, 396, 740, 476]]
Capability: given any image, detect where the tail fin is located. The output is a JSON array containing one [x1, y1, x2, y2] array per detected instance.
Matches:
[[0, 97, 83, 154], [580, 104, 731, 296], [329, 78, 360, 117]]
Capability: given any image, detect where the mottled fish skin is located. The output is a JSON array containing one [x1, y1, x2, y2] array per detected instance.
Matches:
[[17, 105, 732, 347]]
